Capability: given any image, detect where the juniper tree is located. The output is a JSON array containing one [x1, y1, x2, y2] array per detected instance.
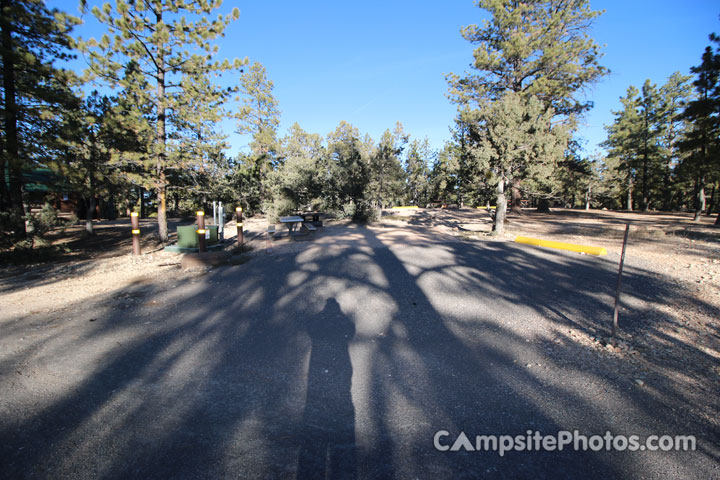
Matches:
[[404, 138, 432, 206], [327, 121, 373, 220], [428, 143, 461, 205], [367, 125, 407, 209], [557, 152, 599, 209], [265, 122, 330, 216], [80, 0, 245, 242], [469, 92, 568, 234], [448, 0, 607, 232], [0, 0, 79, 238], [447, 116, 489, 207]]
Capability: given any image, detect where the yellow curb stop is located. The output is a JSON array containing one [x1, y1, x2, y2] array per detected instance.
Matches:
[[515, 236, 607, 256]]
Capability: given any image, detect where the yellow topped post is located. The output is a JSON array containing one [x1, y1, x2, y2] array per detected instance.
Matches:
[[197, 210, 206, 252], [130, 212, 141, 255]]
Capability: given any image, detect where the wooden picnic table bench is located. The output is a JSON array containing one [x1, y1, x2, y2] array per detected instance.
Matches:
[[299, 211, 323, 222], [298, 211, 325, 228], [279, 215, 304, 240]]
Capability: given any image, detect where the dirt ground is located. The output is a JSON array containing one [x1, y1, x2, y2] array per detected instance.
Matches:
[[1, 208, 718, 428], [2, 206, 718, 319], [383, 207, 720, 298], [382, 207, 720, 426]]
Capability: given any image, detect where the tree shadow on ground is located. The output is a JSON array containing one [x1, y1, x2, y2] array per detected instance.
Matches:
[[0, 223, 717, 478]]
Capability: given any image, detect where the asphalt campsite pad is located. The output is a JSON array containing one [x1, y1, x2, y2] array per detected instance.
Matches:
[[0, 218, 718, 479]]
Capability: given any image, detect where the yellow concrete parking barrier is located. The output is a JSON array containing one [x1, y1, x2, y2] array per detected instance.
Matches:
[[514, 236, 607, 256], [392, 206, 419, 209], [476, 206, 496, 209]]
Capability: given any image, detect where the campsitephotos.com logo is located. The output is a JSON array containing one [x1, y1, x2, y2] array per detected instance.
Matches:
[[434, 430, 696, 457]]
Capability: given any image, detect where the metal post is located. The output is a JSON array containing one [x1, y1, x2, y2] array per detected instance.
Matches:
[[213, 201, 217, 226], [197, 210, 207, 253], [219, 202, 224, 240], [236, 206, 243, 246], [130, 212, 141, 256], [612, 223, 630, 344]]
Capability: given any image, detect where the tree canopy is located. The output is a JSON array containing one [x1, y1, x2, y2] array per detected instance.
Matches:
[[2, 0, 719, 252]]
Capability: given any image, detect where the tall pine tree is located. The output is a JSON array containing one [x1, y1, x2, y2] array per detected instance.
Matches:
[[80, 0, 245, 242], [448, 0, 607, 232], [1, 0, 79, 238], [602, 86, 642, 210], [679, 33, 720, 223]]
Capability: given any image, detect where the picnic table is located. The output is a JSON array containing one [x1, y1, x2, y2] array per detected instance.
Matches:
[[299, 211, 323, 223], [279, 215, 319, 241], [279, 216, 303, 240]]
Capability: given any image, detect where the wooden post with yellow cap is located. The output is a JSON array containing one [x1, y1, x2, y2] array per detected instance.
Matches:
[[130, 212, 141, 256], [197, 210, 207, 253], [236, 206, 244, 246]]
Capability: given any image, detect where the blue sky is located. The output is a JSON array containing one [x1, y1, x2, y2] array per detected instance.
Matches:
[[55, 0, 719, 158]]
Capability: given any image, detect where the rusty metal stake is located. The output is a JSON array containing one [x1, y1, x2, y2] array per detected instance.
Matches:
[[130, 212, 141, 256], [236, 206, 244, 246], [197, 210, 207, 253], [612, 223, 630, 345]]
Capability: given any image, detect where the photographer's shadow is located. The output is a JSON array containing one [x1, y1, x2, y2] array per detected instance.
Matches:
[[297, 298, 356, 480]]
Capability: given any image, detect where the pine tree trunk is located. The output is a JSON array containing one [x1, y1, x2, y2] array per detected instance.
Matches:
[[626, 178, 633, 211], [155, 11, 169, 243], [536, 198, 550, 212], [510, 180, 523, 213], [0, 147, 7, 210], [693, 182, 705, 222], [706, 184, 715, 216], [493, 178, 507, 235], [641, 151, 649, 212], [661, 173, 672, 211], [1, 7, 27, 239], [85, 196, 95, 235], [173, 191, 180, 216], [585, 185, 591, 210]]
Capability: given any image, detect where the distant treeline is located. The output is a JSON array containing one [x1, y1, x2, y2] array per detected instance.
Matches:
[[2, 0, 718, 248]]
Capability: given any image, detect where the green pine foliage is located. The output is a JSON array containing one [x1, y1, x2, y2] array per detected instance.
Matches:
[[4, 0, 720, 251], [678, 33, 720, 222], [469, 92, 569, 233], [404, 138, 432, 207], [602, 73, 695, 212], [367, 125, 407, 209], [0, 0, 80, 239], [237, 61, 281, 158], [448, 0, 607, 232], [448, 0, 607, 118], [79, 0, 245, 241], [264, 123, 332, 220]]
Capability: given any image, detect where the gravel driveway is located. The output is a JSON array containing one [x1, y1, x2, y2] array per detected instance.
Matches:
[[1, 223, 718, 479]]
